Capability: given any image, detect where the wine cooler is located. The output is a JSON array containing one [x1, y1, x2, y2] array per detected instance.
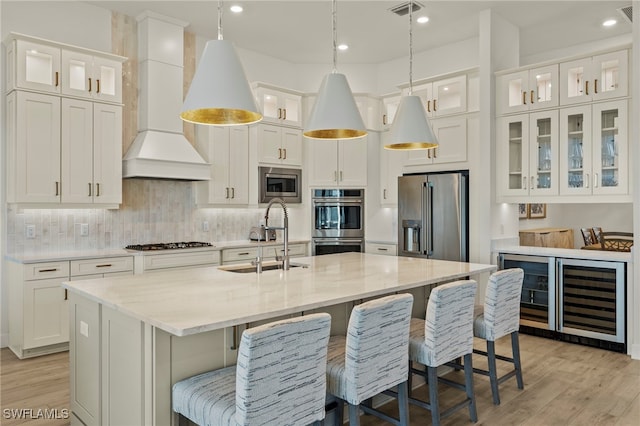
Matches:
[[499, 253, 626, 352]]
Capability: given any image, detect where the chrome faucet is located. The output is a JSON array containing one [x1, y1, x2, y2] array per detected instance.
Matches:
[[264, 197, 290, 270]]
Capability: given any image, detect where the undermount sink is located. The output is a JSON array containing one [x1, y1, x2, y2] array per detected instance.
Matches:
[[218, 262, 308, 274]]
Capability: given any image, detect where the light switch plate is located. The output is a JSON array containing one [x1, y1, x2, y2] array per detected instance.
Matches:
[[25, 225, 35, 239], [203, 221, 209, 232], [80, 223, 89, 236], [80, 321, 89, 337]]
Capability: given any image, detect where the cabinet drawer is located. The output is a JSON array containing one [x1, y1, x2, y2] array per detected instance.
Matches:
[[24, 262, 70, 281], [264, 243, 307, 259], [144, 251, 220, 271], [365, 243, 397, 256], [222, 247, 259, 263], [70, 257, 134, 276]]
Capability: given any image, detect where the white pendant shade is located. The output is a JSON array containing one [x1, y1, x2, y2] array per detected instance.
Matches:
[[181, 39, 262, 126], [385, 95, 438, 150], [304, 73, 367, 140]]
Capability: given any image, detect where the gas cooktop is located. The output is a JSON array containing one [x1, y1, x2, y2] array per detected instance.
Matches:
[[125, 242, 214, 251]]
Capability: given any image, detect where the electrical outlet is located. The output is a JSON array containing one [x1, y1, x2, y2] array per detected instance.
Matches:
[[202, 221, 210, 232], [25, 225, 35, 239], [80, 223, 89, 236]]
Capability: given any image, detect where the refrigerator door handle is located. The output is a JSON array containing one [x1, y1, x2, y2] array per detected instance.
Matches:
[[426, 182, 434, 256]]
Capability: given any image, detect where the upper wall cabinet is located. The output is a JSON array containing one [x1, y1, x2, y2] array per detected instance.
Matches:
[[560, 50, 628, 106], [410, 75, 467, 118], [381, 94, 401, 130], [496, 64, 558, 115], [256, 123, 302, 166], [355, 94, 381, 131], [6, 35, 124, 104], [404, 117, 468, 167], [253, 83, 302, 128]]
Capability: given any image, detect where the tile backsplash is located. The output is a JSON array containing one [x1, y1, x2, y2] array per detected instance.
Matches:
[[6, 179, 282, 255]]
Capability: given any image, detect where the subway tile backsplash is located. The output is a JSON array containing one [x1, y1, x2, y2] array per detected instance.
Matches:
[[6, 179, 282, 256]]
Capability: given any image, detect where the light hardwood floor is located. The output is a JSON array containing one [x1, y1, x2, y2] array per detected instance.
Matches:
[[1, 334, 639, 425]]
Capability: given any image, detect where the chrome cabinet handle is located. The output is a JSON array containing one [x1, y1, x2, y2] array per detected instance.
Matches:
[[585, 173, 590, 188], [594, 173, 599, 188]]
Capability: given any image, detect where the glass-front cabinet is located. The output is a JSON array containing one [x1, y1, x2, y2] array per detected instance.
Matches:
[[559, 99, 627, 196], [497, 110, 558, 198], [560, 50, 628, 105], [496, 64, 558, 115]]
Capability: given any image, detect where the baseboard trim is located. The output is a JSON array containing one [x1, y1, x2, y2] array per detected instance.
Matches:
[[631, 343, 640, 360], [1, 332, 8, 348]]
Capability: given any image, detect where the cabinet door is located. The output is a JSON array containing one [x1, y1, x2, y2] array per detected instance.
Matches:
[[404, 117, 467, 166], [208, 127, 232, 204], [338, 138, 367, 186], [257, 124, 284, 164], [380, 132, 403, 205], [92, 56, 122, 103], [528, 110, 558, 196], [15, 91, 61, 203], [228, 126, 249, 204], [592, 100, 627, 195], [592, 50, 628, 102], [528, 64, 559, 111], [432, 75, 466, 117], [280, 93, 301, 127], [411, 84, 434, 117], [62, 98, 94, 204], [560, 57, 591, 105], [16, 40, 61, 93], [24, 278, 69, 349], [307, 139, 339, 186], [559, 105, 592, 195], [381, 95, 401, 129], [497, 114, 529, 197], [93, 103, 123, 204], [355, 95, 381, 131], [281, 127, 302, 166], [256, 87, 301, 127], [61, 50, 93, 99], [496, 70, 530, 114]]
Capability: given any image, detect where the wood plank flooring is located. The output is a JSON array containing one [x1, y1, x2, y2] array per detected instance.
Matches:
[[1, 334, 638, 425]]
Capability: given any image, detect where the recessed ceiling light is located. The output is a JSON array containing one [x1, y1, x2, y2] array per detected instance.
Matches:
[[338, 44, 349, 51], [602, 19, 617, 27], [417, 16, 429, 24], [230, 5, 243, 13]]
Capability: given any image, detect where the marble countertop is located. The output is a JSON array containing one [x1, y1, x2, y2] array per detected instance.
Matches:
[[497, 245, 632, 262], [5, 239, 310, 264], [63, 252, 496, 337]]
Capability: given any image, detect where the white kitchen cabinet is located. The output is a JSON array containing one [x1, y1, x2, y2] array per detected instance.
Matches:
[[355, 94, 381, 131], [307, 137, 368, 187], [253, 83, 302, 127], [10, 38, 61, 93], [411, 74, 467, 118], [559, 100, 628, 196], [496, 64, 558, 115], [196, 126, 249, 205], [380, 131, 404, 205], [560, 50, 628, 106], [404, 116, 468, 166], [61, 50, 122, 103], [61, 99, 122, 205], [381, 94, 401, 130], [256, 123, 302, 166], [496, 110, 559, 198]]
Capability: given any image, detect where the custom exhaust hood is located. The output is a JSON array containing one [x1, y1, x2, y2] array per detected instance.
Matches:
[[123, 12, 210, 181]]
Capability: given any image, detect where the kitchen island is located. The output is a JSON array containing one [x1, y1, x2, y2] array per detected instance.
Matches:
[[63, 252, 496, 426]]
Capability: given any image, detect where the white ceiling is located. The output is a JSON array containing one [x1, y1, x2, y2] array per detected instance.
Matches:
[[87, 1, 632, 64]]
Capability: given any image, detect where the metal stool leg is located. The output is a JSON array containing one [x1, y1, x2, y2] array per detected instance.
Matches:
[[348, 403, 361, 426], [427, 366, 440, 426], [463, 353, 478, 422], [487, 340, 500, 405], [512, 331, 524, 390], [398, 381, 410, 426], [334, 400, 344, 426]]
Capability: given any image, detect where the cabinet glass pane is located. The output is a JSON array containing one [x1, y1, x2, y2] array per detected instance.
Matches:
[[508, 77, 524, 108], [25, 50, 54, 86], [535, 117, 552, 189], [535, 72, 553, 103], [262, 94, 279, 119], [284, 98, 298, 123], [566, 65, 585, 100], [599, 59, 620, 94], [68, 60, 87, 91], [508, 122, 523, 189], [600, 108, 619, 187], [99, 65, 116, 96], [566, 113, 585, 188], [436, 81, 462, 110]]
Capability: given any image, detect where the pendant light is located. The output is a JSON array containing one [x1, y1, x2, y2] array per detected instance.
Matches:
[[385, 0, 437, 151], [304, 0, 366, 140], [180, 1, 262, 126]]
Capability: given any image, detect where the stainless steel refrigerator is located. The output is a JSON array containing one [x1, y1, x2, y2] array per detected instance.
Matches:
[[397, 171, 468, 261]]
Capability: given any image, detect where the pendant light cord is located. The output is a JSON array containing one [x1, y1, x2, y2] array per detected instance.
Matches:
[[217, 0, 224, 40], [408, 0, 413, 95], [332, 0, 337, 73]]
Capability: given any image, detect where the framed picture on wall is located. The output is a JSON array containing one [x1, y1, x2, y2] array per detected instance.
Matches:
[[528, 203, 547, 219], [519, 204, 528, 219]]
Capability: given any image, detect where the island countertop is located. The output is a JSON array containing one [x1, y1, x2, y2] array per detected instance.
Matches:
[[62, 252, 496, 337]]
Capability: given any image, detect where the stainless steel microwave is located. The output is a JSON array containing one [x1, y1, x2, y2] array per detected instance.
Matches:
[[259, 167, 302, 204]]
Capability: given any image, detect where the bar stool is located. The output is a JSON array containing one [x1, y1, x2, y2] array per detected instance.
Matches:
[[172, 313, 331, 426], [407, 280, 478, 426], [325, 293, 414, 426], [472, 268, 525, 405]]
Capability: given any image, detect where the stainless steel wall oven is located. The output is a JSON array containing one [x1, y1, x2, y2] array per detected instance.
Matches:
[[311, 189, 364, 255]]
